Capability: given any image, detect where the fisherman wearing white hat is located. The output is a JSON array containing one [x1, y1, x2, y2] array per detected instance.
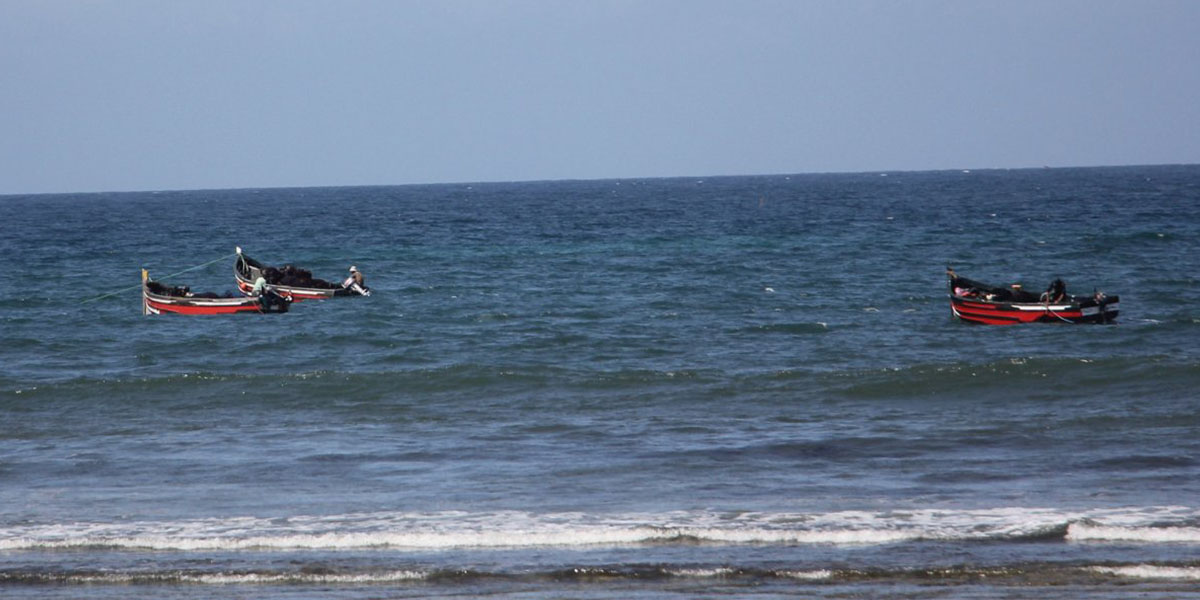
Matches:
[[342, 265, 370, 296]]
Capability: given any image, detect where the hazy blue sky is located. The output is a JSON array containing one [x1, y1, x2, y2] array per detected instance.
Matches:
[[3, 0, 1198, 194]]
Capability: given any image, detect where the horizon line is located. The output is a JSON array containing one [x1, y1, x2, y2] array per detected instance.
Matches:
[[2, 161, 1196, 198]]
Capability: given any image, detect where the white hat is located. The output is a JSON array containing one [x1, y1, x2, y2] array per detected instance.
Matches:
[[349, 266, 358, 272]]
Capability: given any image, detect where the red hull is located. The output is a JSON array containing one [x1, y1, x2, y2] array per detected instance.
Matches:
[[142, 275, 289, 315], [144, 296, 273, 315], [950, 298, 1102, 325]]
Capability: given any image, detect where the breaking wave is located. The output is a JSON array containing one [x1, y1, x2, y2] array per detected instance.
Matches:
[[4, 507, 1198, 552], [6, 562, 1200, 587], [1089, 565, 1200, 580], [1069, 522, 1200, 544]]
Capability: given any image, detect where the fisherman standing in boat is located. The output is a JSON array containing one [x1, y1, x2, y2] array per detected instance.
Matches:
[[251, 274, 269, 296], [342, 265, 370, 296], [252, 274, 284, 311], [251, 274, 268, 309]]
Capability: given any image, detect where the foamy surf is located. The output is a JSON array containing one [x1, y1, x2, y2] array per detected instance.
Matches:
[[4, 507, 1197, 552], [36, 570, 429, 585], [1090, 565, 1200, 580], [1068, 523, 1200, 543], [8, 563, 1200, 588]]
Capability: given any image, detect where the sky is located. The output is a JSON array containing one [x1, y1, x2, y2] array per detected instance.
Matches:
[[2, 0, 1199, 195]]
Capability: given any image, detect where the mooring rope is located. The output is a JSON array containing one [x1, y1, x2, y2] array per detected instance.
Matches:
[[81, 251, 239, 304], [1043, 301, 1075, 323]]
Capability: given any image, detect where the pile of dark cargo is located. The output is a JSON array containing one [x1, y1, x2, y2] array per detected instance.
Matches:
[[262, 264, 340, 289]]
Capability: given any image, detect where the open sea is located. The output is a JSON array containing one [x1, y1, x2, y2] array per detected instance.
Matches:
[[2, 165, 1199, 599]]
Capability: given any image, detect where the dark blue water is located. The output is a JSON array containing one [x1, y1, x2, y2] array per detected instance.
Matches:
[[2, 166, 1200, 598]]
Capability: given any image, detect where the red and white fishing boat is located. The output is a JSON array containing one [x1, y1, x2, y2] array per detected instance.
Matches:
[[947, 268, 1118, 325], [234, 247, 369, 300], [142, 270, 290, 315]]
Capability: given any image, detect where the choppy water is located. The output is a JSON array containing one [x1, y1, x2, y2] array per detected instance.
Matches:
[[2, 166, 1199, 598]]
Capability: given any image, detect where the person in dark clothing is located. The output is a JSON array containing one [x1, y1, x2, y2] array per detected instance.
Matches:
[[1041, 278, 1068, 303]]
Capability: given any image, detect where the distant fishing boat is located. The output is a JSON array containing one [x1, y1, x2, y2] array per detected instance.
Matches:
[[234, 247, 369, 300], [946, 268, 1118, 325], [142, 269, 290, 315]]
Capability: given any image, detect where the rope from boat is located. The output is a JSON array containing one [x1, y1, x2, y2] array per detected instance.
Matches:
[[1043, 301, 1074, 323], [80, 251, 239, 304]]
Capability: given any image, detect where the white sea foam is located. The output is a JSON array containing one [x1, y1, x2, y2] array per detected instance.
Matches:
[[1090, 565, 1200, 580], [3, 506, 1197, 552], [0, 526, 914, 551], [1068, 522, 1200, 543], [777, 569, 834, 580], [667, 567, 736, 577], [57, 570, 429, 585], [194, 571, 428, 585]]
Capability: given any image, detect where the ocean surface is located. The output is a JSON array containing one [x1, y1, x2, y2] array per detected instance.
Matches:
[[2, 165, 1199, 599]]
